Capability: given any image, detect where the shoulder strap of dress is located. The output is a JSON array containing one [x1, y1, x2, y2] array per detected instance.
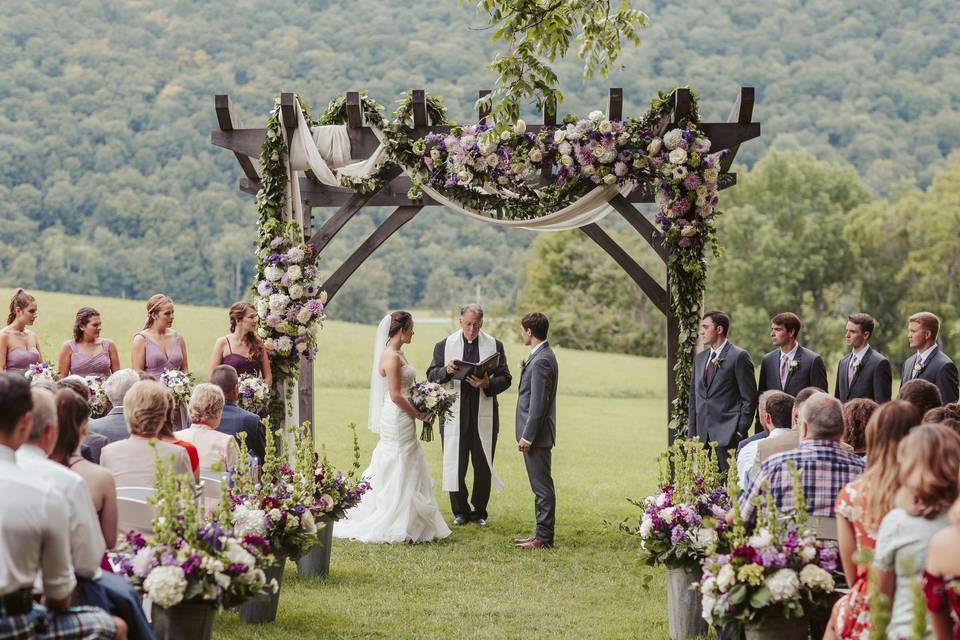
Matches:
[[225, 337, 234, 354], [67, 340, 78, 353]]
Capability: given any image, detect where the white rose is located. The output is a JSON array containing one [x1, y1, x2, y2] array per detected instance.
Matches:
[[669, 148, 688, 165], [716, 564, 736, 592], [693, 137, 711, 153], [748, 528, 774, 549], [144, 565, 187, 609], [457, 169, 473, 184], [663, 129, 685, 150], [560, 155, 574, 167], [485, 153, 499, 167], [614, 161, 628, 177], [499, 130, 511, 142], [264, 265, 283, 282], [296, 342, 308, 353], [297, 308, 312, 324], [289, 284, 304, 300], [704, 168, 719, 184], [286, 265, 302, 281], [319, 290, 328, 305], [553, 129, 566, 143], [599, 120, 613, 133], [528, 148, 542, 163], [603, 174, 617, 185], [766, 568, 800, 602], [647, 138, 662, 155], [558, 141, 572, 155], [513, 119, 526, 135], [588, 110, 604, 122], [581, 165, 596, 176]]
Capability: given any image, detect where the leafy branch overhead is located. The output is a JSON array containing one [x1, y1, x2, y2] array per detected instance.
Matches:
[[464, 0, 648, 125]]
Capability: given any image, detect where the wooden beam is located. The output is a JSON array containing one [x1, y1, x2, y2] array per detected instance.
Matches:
[[306, 165, 403, 253], [478, 90, 491, 124], [542, 97, 557, 126], [607, 194, 669, 262], [280, 93, 298, 131], [672, 88, 692, 124], [608, 88, 623, 121], [299, 204, 315, 440], [579, 224, 668, 315], [322, 206, 423, 303], [240, 176, 436, 206], [412, 90, 427, 127], [345, 92, 362, 128], [666, 271, 680, 442], [720, 87, 756, 172], [214, 95, 260, 181]]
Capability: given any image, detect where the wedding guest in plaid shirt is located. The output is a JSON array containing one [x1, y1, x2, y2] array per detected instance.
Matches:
[[733, 392, 865, 526]]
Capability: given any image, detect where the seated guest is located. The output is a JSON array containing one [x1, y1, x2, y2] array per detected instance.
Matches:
[[841, 397, 878, 458], [734, 392, 865, 526], [898, 378, 943, 419], [752, 386, 821, 473], [736, 390, 793, 489], [924, 492, 960, 640], [51, 388, 118, 549], [875, 424, 960, 640], [157, 389, 200, 480], [0, 372, 124, 640], [210, 364, 266, 463], [923, 404, 960, 436], [100, 380, 192, 488], [58, 375, 108, 463], [825, 401, 920, 640], [176, 383, 239, 472], [89, 368, 140, 444]]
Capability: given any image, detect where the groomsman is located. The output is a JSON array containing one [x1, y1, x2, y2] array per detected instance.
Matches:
[[756, 312, 827, 431], [687, 311, 758, 471], [901, 311, 959, 404], [834, 313, 892, 403]]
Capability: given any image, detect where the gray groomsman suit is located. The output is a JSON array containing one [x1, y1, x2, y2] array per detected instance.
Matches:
[[516, 341, 559, 543], [755, 345, 828, 432], [688, 341, 758, 471], [900, 346, 960, 405], [834, 346, 892, 403]]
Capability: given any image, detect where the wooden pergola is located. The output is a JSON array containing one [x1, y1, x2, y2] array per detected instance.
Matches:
[[212, 87, 760, 442]]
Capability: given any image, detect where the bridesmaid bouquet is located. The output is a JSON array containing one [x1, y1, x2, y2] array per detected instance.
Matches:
[[25, 361, 59, 382], [83, 375, 108, 418], [237, 374, 271, 413], [159, 369, 195, 405], [409, 381, 457, 442]]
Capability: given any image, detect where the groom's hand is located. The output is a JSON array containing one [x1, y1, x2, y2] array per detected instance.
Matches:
[[466, 373, 490, 389]]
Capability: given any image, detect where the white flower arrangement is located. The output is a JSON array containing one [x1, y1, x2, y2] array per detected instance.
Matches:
[[158, 369, 194, 406], [236, 374, 270, 414]]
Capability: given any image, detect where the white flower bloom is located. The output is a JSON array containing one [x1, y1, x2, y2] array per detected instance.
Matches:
[[214, 572, 231, 589], [513, 119, 526, 135], [224, 539, 256, 569], [800, 545, 817, 562], [603, 174, 617, 185], [288, 284, 304, 300], [144, 565, 187, 609], [638, 515, 654, 538], [285, 247, 304, 264], [286, 265, 302, 281], [499, 131, 511, 142], [704, 168, 719, 184], [268, 293, 290, 312], [297, 307, 312, 324], [660, 506, 676, 524], [647, 138, 662, 155], [663, 129, 685, 150], [766, 568, 800, 602], [614, 161, 628, 177], [748, 528, 774, 549], [485, 153, 499, 168], [655, 493, 668, 508], [319, 290, 328, 305], [300, 510, 317, 535], [460, 135, 476, 149], [528, 148, 543, 163], [560, 155, 574, 167], [553, 129, 566, 143], [233, 504, 268, 538], [132, 547, 155, 578], [681, 226, 698, 237], [296, 342, 308, 353], [691, 527, 717, 550], [457, 169, 474, 184], [557, 141, 572, 155], [264, 265, 283, 282], [701, 592, 717, 625], [668, 148, 688, 165], [599, 120, 613, 133], [275, 336, 293, 354], [716, 564, 736, 592], [588, 110, 605, 122], [693, 137, 711, 153], [581, 165, 596, 176], [799, 564, 835, 591]]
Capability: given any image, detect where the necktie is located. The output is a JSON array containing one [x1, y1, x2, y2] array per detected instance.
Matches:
[[847, 355, 857, 387], [779, 354, 790, 389], [705, 353, 716, 386]]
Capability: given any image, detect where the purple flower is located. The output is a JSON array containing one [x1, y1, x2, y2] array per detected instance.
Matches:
[[305, 299, 325, 316], [682, 174, 702, 190], [818, 547, 839, 573], [670, 525, 686, 545], [257, 280, 274, 296], [181, 553, 202, 576], [757, 546, 788, 569]]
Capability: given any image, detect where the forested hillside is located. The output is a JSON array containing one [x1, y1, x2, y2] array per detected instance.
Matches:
[[1, 0, 958, 322]]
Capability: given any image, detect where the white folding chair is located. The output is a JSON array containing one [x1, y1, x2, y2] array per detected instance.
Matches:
[[117, 497, 154, 537], [809, 515, 839, 541], [116, 486, 154, 502]]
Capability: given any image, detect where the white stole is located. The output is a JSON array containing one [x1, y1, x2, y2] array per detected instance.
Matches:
[[442, 330, 503, 493]]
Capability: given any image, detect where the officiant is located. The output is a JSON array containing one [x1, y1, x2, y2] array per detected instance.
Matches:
[[427, 303, 512, 527]]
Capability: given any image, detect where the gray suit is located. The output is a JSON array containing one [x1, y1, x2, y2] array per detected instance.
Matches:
[[688, 341, 758, 470], [516, 342, 558, 542], [755, 345, 828, 432], [901, 347, 960, 405], [88, 407, 130, 444], [834, 347, 892, 403]]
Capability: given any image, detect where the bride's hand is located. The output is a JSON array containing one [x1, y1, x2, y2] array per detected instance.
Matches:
[[418, 412, 434, 424]]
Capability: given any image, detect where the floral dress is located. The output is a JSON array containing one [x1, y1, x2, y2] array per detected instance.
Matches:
[[832, 478, 876, 639]]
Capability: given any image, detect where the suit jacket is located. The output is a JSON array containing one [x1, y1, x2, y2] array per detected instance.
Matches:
[[515, 343, 559, 448], [688, 341, 758, 447], [218, 402, 266, 463], [100, 437, 192, 488], [426, 336, 512, 435], [834, 347, 892, 403], [88, 407, 130, 444], [82, 432, 109, 464], [756, 345, 828, 430], [901, 347, 960, 405]]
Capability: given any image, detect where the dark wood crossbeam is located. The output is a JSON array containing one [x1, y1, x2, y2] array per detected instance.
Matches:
[[580, 224, 667, 315], [214, 95, 260, 181]]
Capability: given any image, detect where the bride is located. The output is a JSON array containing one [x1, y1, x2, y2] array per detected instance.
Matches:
[[333, 311, 452, 543]]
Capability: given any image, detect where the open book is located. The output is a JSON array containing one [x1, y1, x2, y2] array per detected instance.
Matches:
[[450, 352, 500, 381]]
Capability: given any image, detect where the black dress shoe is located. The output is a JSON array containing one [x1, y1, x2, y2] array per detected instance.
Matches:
[[453, 515, 469, 526], [475, 518, 488, 527]]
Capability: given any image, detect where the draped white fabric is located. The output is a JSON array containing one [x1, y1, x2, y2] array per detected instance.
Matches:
[[280, 100, 633, 232]]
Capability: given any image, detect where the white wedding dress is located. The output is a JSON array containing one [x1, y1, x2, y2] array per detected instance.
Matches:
[[333, 362, 452, 543]]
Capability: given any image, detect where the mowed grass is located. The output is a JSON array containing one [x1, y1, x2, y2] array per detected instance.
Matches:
[[9, 289, 678, 639]]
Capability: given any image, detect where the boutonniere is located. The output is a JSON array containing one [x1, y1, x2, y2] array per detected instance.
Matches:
[[913, 361, 924, 374], [710, 356, 725, 369], [519, 359, 528, 371], [852, 361, 863, 373], [789, 360, 799, 372]]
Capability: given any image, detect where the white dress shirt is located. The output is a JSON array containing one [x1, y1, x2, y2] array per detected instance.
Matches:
[[780, 344, 799, 367], [737, 428, 792, 490], [16, 444, 106, 579], [176, 424, 239, 472], [709, 339, 728, 363], [0, 444, 76, 599], [916, 345, 937, 369]]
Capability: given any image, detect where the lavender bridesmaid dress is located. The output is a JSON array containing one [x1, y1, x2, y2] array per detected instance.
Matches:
[[137, 332, 189, 429], [5, 347, 40, 373], [68, 339, 113, 378]]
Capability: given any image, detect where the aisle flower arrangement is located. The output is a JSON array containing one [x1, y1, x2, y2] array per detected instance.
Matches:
[[293, 421, 372, 522], [696, 462, 838, 629], [114, 459, 276, 609], [237, 374, 271, 414], [159, 369, 195, 406], [83, 374, 108, 418]]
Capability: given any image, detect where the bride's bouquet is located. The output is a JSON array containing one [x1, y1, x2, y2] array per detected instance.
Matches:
[[237, 374, 270, 413], [409, 381, 457, 442]]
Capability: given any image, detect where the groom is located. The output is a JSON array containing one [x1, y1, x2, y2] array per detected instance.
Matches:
[[427, 304, 512, 527], [514, 312, 559, 550]]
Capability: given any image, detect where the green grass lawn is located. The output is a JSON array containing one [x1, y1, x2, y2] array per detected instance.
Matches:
[[8, 289, 679, 638]]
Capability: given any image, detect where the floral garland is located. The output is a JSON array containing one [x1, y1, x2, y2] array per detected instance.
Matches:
[[255, 87, 721, 431]]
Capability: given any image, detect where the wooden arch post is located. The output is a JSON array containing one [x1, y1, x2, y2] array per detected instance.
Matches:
[[212, 88, 759, 444]]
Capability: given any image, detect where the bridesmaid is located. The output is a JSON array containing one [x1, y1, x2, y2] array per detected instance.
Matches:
[[208, 302, 272, 386], [0, 288, 43, 372], [132, 294, 189, 427], [57, 307, 121, 378]]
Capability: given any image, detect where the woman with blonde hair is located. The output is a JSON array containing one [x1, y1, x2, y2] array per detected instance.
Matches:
[[0, 288, 43, 372], [57, 307, 120, 378], [132, 294, 189, 427], [155, 387, 200, 480], [208, 302, 272, 386], [874, 423, 960, 639], [177, 383, 238, 472], [826, 400, 921, 640]]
